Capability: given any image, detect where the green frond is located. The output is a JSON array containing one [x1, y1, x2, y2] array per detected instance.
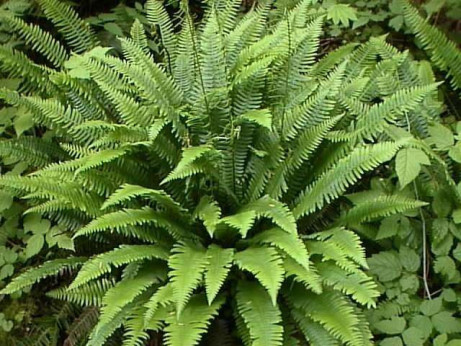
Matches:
[[316, 262, 378, 308], [266, 115, 342, 199], [399, 0, 461, 89], [282, 61, 346, 140], [0, 46, 56, 94], [234, 246, 284, 304], [87, 303, 133, 346], [74, 207, 189, 239], [1, 14, 68, 66], [123, 307, 150, 346], [221, 210, 257, 238], [144, 283, 174, 326], [130, 19, 149, 53], [284, 257, 323, 294], [293, 142, 401, 219], [97, 269, 158, 329], [238, 109, 273, 130], [236, 281, 283, 346], [146, 0, 177, 69], [162, 145, 217, 183], [164, 294, 224, 346], [198, 8, 230, 134], [64, 307, 99, 346], [70, 245, 169, 290], [24, 96, 85, 135], [194, 196, 221, 237], [118, 37, 183, 110], [94, 79, 152, 127], [168, 242, 208, 315], [101, 183, 184, 213], [243, 195, 297, 234], [37, 0, 98, 52], [0, 137, 67, 168], [339, 195, 427, 225], [251, 228, 309, 269], [47, 278, 115, 306], [0, 174, 103, 217], [214, 0, 241, 34], [205, 245, 234, 304], [306, 228, 368, 269], [331, 83, 440, 141], [287, 285, 364, 345], [290, 309, 339, 346], [74, 147, 129, 175], [0, 257, 85, 295], [224, 6, 269, 68]]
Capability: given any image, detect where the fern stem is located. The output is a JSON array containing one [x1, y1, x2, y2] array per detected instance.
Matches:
[[183, 3, 210, 116], [404, 113, 432, 300], [281, 10, 292, 136]]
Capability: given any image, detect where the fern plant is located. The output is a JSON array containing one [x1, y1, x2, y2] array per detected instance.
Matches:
[[0, 0, 445, 344]]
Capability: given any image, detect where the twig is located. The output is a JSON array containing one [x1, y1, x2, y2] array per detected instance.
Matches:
[[404, 113, 432, 299]]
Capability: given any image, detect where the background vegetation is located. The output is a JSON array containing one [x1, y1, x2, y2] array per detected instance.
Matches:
[[0, 0, 460, 345]]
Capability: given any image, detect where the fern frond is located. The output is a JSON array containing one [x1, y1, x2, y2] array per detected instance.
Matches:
[[162, 145, 217, 183], [130, 19, 149, 53], [339, 195, 427, 225], [101, 183, 184, 213], [144, 283, 174, 326], [168, 242, 208, 316], [0, 46, 56, 94], [293, 142, 401, 219], [236, 281, 283, 346], [2, 14, 68, 66], [74, 207, 189, 239], [47, 278, 115, 306], [399, 0, 461, 89], [98, 269, 158, 329], [70, 245, 169, 290], [243, 195, 297, 234], [221, 211, 257, 238], [316, 263, 378, 308], [123, 306, 150, 346], [251, 228, 309, 269], [306, 228, 368, 269], [194, 196, 222, 237], [0, 257, 85, 295], [146, 0, 177, 69], [87, 303, 133, 346], [284, 257, 323, 294], [164, 294, 224, 346], [234, 246, 284, 304], [64, 307, 99, 346], [205, 245, 234, 304], [37, 0, 98, 52], [287, 285, 363, 345]]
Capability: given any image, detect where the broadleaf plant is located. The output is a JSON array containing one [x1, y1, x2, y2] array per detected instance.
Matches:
[[0, 0, 449, 344]]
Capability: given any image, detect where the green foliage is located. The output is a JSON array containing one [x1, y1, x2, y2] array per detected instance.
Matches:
[[0, 0, 460, 345]]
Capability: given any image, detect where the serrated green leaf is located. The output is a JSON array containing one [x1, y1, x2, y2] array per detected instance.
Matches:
[[375, 316, 406, 335], [396, 148, 430, 188], [377, 215, 410, 240], [402, 327, 425, 346], [432, 312, 461, 334], [428, 123, 454, 150], [25, 234, 44, 259], [14, 111, 34, 136], [327, 4, 357, 26], [420, 298, 442, 316], [399, 246, 420, 272], [368, 251, 402, 282]]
